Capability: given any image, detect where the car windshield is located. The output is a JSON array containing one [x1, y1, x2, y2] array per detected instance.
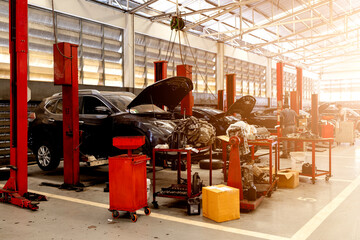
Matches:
[[104, 95, 134, 111], [104, 94, 166, 114]]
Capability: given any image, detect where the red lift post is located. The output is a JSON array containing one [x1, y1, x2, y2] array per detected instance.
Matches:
[[53, 42, 81, 188], [226, 74, 236, 112], [154, 61, 167, 82], [177, 65, 194, 116], [0, 0, 46, 210], [217, 89, 224, 111], [276, 63, 303, 136]]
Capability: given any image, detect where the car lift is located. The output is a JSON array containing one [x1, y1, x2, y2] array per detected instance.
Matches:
[[276, 62, 303, 136], [0, 0, 46, 210], [53, 42, 82, 190]]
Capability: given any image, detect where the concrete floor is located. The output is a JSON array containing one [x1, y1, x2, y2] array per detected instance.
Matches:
[[1, 142, 360, 240]]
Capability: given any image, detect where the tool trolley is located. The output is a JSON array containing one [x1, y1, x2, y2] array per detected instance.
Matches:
[[108, 136, 150, 222]]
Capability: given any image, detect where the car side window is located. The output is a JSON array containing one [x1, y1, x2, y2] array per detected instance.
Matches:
[[82, 96, 108, 115], [55, 99, 63, 114], [45, 99, 57, 113]]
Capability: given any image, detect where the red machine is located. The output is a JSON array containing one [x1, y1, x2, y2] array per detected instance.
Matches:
[[53, 42, 82, 189], [0, 0, 46, 210], [227, 136, 274, 211], [108, 136, 150, 222]]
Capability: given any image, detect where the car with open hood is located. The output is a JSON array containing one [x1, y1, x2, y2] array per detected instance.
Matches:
[[28, 76, 192, 171]]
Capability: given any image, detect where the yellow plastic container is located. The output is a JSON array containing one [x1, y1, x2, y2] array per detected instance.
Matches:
[[202, 185, 240, 222]]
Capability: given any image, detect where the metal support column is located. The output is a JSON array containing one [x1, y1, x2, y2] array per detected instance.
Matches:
[[226, 74, 236, 111], [0, 0, 46, 211], [311, 94, 319, 135], [154, 61, 167, 82], [296, 67, 303, 110], [290, 91, 299, 114], [177, 65, 194, 116], [218, 89, 224, 111], [276, 62, 284, 136], [53, 42, 81, 188]]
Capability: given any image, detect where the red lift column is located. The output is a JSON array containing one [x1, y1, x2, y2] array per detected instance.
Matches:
[[276, 63, 284, 136], [290, 91, 299, 114], [311, 94, 319, 136], [53, 42, 81, 188], [154, 61, 167, 82], [177, 65, 194, 116], [218, 90, 224, 111], [226, 74, 236, 111], [296, 67, 303, 110], [0, 0, 46, 210]]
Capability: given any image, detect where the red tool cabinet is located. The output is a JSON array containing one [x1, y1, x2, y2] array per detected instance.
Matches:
[[108, 136, 150, 222]]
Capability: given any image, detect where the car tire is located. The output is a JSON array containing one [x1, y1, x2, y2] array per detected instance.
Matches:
[[35, 142, 60, 171], [199, 159, 223, 170]]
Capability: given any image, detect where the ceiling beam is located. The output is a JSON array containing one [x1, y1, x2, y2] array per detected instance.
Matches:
[[271, 25, 360, 57], [223, 0, 329, 42], [129, 0, 159, 14], [200, 17, 322, 37], [250, 6, 360, 50], [150, 2, 238, 21]]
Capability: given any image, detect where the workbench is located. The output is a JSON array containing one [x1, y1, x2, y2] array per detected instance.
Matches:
[[278, 137, 333, 184], [151, 146, 212, 209]]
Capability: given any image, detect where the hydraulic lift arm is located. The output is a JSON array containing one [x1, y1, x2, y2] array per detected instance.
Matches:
[[0, 0, 46, 210]]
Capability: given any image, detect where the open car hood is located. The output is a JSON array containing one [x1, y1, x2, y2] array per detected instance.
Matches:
[[127, 76, 193, 111], [226, 95, 256, 117]]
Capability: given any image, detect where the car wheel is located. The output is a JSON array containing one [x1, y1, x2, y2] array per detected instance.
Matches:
[[36, 142, 60, 171]]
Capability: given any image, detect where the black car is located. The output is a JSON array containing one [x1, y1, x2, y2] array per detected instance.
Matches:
[[246, 107, 310, 133], [29, 77, 192, 171]]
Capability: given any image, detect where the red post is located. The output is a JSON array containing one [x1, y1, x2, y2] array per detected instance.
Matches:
[[276, 63, 284, 137], [296, 67, 303, 110], [154, 61, 167, 82], [177, 65, 194, 116], [8, 0, 28, 196], [218, 89, 224, 111], [53, 43, 80, 186], [290, 91, 299, 114], [311, 94, 319, 135], [226, 74, 236, 109]]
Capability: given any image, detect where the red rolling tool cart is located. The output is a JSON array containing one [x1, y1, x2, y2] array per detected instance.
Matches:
[[108, 136, 151, 222]]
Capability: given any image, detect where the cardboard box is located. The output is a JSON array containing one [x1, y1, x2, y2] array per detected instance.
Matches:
[[277, 170, 299, 188], [202, 185, 240, 223]]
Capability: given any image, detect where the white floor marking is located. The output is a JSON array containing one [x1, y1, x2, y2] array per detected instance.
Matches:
[[0, 184, 289, 240], [2, 173, 359, 240], [290, 174, 360, 240], [329, 178, 353, 183]]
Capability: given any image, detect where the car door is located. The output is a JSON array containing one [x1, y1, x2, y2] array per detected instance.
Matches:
[[79, 95, 112, 157]]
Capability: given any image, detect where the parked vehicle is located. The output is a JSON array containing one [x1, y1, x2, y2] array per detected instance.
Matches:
[[320, 104, 360, 130], [28, 77, 192, 171], [244, 107, 310, 133]]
